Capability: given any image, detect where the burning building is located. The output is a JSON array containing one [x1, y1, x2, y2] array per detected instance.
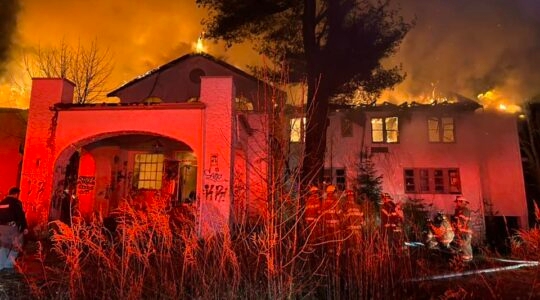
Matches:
[[18, 53, 274, 235], [3, 52, 529, 243], [318, 97, 528, 240]]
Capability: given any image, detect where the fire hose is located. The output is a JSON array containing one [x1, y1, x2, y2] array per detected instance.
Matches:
[[404, 241, 540, 282]]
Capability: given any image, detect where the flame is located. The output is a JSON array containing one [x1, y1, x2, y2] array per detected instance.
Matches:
[[477, 89, 522, 114], [193, 32, 206, 53]]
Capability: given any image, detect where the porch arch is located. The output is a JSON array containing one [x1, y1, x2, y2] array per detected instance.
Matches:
[[51, 131, 200, 222]]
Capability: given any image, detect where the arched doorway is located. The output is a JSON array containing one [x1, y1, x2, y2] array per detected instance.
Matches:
[[52, 133, 198, 222]]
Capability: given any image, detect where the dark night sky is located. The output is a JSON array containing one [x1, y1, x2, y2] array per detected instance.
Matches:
[[0, 0, 539, 110]]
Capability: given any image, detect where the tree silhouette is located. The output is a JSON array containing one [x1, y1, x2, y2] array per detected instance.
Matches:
[[197, 0, 411, 186]]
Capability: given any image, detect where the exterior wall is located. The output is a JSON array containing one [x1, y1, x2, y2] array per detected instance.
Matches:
[[20, 79, 75, 225], [0, 109, 26, 197], [325, 108, 528, 236], [199, 77, 234, 235], [20, 77, 239, 237], [111, 55, 270, 111]]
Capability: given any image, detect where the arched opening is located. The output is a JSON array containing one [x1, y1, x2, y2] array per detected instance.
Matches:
[[52, 133, 198, 223]]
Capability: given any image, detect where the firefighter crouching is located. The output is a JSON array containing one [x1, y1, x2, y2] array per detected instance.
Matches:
[[380, 193, 404, 249], [304, 186, 322, 251], [425, 212, 455, 250], [342, 190, 364, 252], [453, 195, 473, 262], [321, 185, 341, 255]]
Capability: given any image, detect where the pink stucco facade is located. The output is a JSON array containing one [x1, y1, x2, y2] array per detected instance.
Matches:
[[19, 73, 270, 236], [324, 104, 528, 235]]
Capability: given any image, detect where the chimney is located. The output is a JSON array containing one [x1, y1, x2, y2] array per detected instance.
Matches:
[[19, 78, 74, 229]]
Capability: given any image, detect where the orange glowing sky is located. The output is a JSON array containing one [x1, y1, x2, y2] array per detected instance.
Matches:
[[1, 0, 539, 109]]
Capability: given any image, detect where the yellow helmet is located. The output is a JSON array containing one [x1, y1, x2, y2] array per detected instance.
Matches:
[[326, 185, 336, 193]]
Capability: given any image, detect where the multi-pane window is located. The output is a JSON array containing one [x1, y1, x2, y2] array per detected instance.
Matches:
[[341, 117, 353, 137], [134, 154, 164, 189], [404, 168, 461, 194], [371, 117, 399, 143], [290, 117, 306, 143], [428, 117, 455, 143], [324, 168, 347, 190]]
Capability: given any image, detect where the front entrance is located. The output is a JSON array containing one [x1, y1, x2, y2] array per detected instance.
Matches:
[[51, 134, 198, 224]]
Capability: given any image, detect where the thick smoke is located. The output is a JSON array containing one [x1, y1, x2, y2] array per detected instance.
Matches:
[[0, 0, 20, 76], [384, 0, 540, 104]]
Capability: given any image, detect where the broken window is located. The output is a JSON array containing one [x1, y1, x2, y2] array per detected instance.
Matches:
[[324, 168, 347, 190], [403, 168, 461, 194], [428, 117, 455, 143], [290, 117, 306, 143], [134, 153, 164, 189], [341, 117, 353, 137], [371, 117, 399, 143]]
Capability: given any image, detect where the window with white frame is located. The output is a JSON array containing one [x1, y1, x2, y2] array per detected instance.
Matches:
[[404, 168, 461, 194], [371, 117, 399, 143], [290, 117, 306, 143], [428, 117, 455, 142], [134, 153, 164, 189], [323, 168, 347, 190]]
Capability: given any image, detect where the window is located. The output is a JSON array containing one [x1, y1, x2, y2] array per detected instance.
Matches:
[[290, 117, 306, 143], [341, 117, 353, 137], [323, 168, 347, 190], [134, 154, 164, 189], [371, 117, 398, 143], [403, 168, 461, 194], [428, 117, 454, 142]]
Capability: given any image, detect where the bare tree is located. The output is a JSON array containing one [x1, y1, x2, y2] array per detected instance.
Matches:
[[24, 39, 113, 104]]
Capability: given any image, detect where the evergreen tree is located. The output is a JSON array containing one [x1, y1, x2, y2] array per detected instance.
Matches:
[[354, 151, 383, 205]]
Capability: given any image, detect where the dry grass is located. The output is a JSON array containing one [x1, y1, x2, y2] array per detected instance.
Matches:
[[16, 191, 421, 300]]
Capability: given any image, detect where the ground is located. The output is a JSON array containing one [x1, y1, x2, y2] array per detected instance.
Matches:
[[2, 241, 540, 299]]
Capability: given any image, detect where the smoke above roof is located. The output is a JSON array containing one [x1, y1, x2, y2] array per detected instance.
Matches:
[[0, 0, 20, 76], [383, 0, 540, 106]]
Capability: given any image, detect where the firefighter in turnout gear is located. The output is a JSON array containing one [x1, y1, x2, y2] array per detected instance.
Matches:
[[380, 193, 404, 250], [453, 195, 473, 262], [304, 186, 322, 251], [425, 212, 455, 250], [342, 190, 363, 251], [321, 185, 341, 255]]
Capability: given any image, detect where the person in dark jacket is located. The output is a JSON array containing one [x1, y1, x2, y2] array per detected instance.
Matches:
[[0, 187, 28, 271]]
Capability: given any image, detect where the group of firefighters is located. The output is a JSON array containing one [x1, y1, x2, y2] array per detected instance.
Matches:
[[303, 185, 473, 262]]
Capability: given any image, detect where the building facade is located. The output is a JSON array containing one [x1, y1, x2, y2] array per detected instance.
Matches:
[[319, 100, 527, 237], [19, 54, 273, 235]]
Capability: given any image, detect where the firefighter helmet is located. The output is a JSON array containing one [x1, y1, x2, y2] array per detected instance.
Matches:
[[382, 193, 393, 202], [435, 212, 446, 223], [454, 195, 469, 204], [326, 185, 336, 193]]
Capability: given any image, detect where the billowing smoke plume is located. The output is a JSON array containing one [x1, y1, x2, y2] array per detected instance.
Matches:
[[384, 0, 540, 106], [0, 0, 20, 76]]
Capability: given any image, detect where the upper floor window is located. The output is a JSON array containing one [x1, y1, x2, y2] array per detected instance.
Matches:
[[371, 117, 399, 143], [290, 117, 306, 143], [404, 168, 461, 194], [428, 117, 455, 143], [134, 153, 164, 189], [341, 117, 353, 137]]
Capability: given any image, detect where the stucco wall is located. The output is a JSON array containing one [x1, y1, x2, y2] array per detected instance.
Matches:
[[325, 108, 528, 232]]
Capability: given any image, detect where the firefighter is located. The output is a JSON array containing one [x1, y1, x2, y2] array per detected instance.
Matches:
[[304, 186, 322, 250], [380, 193, 404, 250], [452, 195, 473, 262], [425, 211, 455, 250], [342, 190, 363, 252], [321, 185, 341, 255]]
